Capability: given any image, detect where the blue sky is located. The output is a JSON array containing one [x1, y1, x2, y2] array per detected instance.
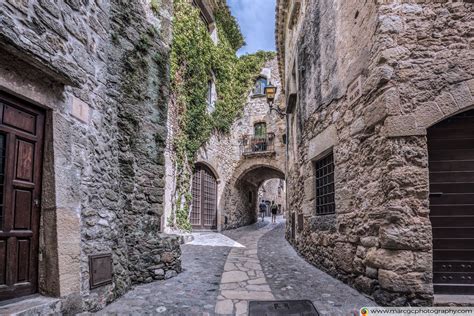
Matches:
[[227, 0, 276, 56]]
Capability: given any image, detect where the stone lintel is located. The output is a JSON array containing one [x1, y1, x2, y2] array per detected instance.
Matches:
[[307, 125, 338, 161]]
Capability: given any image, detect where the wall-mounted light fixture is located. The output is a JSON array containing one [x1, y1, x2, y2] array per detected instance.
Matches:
[[265, 82, 286, 117]]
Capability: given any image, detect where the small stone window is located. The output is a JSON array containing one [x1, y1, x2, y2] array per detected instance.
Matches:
[[207, 75, 217, 113], [248, 191, 253, 203], [315, 152, 335, 215], [254, 122, 267, 137], [253, 77, 267, 96]]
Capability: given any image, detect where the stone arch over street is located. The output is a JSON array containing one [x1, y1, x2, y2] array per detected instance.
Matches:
[[220, 159, 285, 230]]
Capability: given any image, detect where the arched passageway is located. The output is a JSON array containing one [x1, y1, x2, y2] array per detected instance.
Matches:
[[258, 178, 286, 218], [222, 164, 285, 229]]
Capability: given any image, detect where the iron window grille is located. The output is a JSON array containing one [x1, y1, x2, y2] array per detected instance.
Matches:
[[315, 152, 335, 215]]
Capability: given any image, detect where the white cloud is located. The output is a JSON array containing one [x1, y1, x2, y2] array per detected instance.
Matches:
[[227, 0, 276, 56]]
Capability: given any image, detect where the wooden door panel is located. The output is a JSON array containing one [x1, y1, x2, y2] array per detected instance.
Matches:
[[15, 139, 35, 182], [430, 193, 474, 204], [428, 128, 474, 139], [433, 228, 474, 239], [191, 165, 217, 230], [202, 168, 217, 228], [431, 216, 474, 227], [430, 205, 474, 216], [0, 133, 5, 230], [430, 172, 474, 183], [13, 190, 32, 230], [2, 105, 36, 135], [429, 161, 474, 172], [0, 239, 6, 285], [16, 239, 30, 283], [429, 109, 474, 294], [434, 272, 474, 284], [191, 167, 202, 227], [435, 284, 474, 295], [434, 261, 474, 273], [429, 149, 474, 161], [428, 138, 474, 150], [433, 238, 474, 249], [430, 183, 474, 194], [434, 250, 474, 261], [0, 93, 44, 301]]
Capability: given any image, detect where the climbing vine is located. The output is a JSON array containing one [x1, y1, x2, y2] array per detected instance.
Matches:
[[169, 0, 275, 230]]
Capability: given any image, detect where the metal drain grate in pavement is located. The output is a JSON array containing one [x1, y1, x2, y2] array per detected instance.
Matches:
[[249, 300, 319, 316]]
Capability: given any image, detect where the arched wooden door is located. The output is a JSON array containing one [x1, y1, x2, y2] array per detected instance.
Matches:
[[428, 109, 474, 294], [191, 164, 217, 230]]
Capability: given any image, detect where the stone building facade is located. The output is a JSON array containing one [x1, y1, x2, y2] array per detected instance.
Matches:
[[165, 57, 286, 232], [0, 0, 181, 312], [277, 0, 473, 306]]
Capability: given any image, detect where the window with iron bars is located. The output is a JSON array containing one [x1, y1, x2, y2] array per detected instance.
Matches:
[[315, 152, 335, 215]]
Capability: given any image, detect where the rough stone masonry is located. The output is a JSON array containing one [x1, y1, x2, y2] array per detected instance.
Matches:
[[277, 0, 473, 306], [0, 0, 181, 312]]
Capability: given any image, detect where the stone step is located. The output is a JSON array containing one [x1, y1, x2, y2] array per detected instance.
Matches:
[[0, 295, 61, 316], [434, 294, 474, 307]]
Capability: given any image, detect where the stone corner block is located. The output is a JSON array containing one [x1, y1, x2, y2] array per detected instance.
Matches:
[[413, 101, 444, 129], [467, 78, 474, 96], [303, 176, 315, 200], [450, 81, 474, 110]]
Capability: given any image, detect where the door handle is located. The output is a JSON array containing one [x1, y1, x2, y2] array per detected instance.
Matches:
[[34, 199, 40, 207], [429, 192, 443, 197]]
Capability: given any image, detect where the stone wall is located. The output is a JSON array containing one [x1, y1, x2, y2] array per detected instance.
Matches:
[[278, 0, 473, 306], [164, 58, 286, 231], [202, 58, 286, 230], [0, 0, 181, 312]]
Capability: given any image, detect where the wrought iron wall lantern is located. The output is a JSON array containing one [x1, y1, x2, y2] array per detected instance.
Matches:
[[264, 83, 286, 117]]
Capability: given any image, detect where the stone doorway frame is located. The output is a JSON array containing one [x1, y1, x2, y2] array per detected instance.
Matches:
[[0, 48, 82, 303]]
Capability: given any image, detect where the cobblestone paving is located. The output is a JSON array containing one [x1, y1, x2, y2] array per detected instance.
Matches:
[[95, 221, 268, 315], [215, 223, 275, 315], [95, 218, 374, 315], [259, 221, 377, 316], [95, 243, 230, 315]]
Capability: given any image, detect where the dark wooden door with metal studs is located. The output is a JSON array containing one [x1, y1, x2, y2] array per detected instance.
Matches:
[[428, 108, 474, 295], [191, 165, 217, 230], [0, 93, 45, 301]]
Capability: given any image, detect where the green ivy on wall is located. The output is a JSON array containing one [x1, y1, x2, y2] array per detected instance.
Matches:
[[169, 0, 275, 230]]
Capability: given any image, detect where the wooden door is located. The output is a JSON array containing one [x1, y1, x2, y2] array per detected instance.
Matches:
[[428, 109, 474, 295], [0, 93, 44, 301], [190, 165, 217, 230]]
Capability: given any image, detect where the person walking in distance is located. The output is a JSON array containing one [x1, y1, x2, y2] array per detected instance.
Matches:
[[270, 201, 278, 224], [259, 200, 267, 222]]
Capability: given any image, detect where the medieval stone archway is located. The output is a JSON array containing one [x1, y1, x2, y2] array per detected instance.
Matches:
[[220, 160, 285, 230]]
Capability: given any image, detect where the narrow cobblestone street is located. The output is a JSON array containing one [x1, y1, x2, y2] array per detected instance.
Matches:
[[96, 218, 374, 315]]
